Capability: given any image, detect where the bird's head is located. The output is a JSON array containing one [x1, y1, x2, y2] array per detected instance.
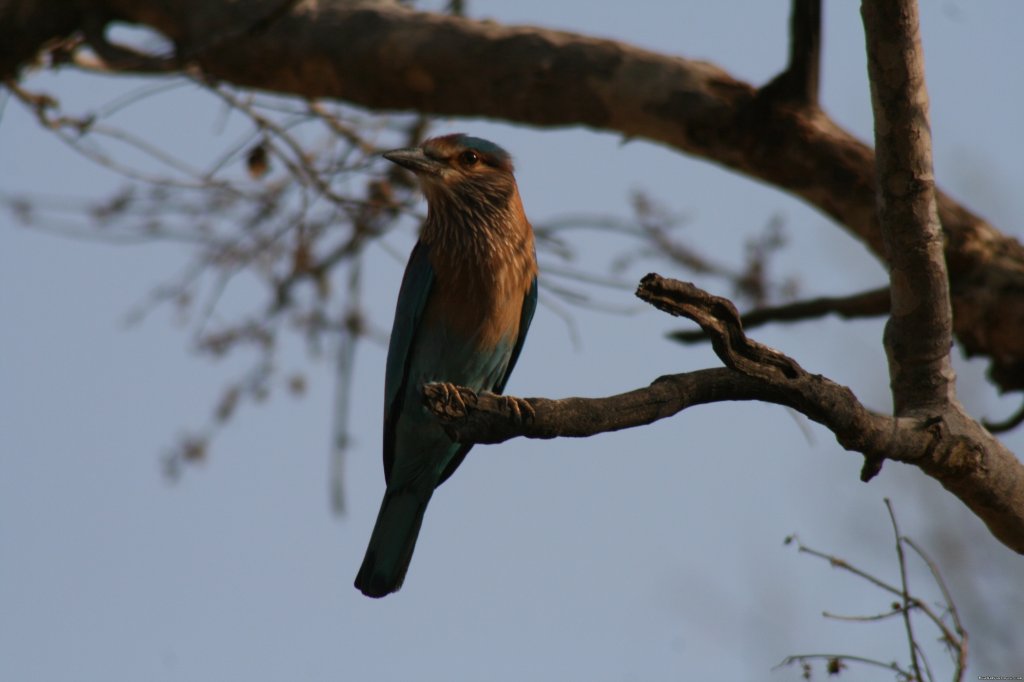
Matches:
[[383, 134, 517, 212]]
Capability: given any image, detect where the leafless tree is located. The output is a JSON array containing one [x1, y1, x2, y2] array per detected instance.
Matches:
[[3, 0, 1023, 637]]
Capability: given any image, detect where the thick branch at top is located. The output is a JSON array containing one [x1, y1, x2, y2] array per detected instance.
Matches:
[[6, 0, 1024, 392]]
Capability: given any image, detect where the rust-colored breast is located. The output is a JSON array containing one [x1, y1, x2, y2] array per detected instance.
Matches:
[[426, 248, 533, 349], [427, 204, 536, 347]]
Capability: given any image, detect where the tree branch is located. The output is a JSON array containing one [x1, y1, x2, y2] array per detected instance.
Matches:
[[423, 275, 912, 471], [423, 365, 913, 472], [423, 273, 1024, 554], [862, 0, 954, 414]]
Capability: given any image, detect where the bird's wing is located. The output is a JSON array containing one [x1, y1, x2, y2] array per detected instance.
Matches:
[[383, 240, 436, 485], [494, 275, 538, 394], [436, 275, 538, 486]]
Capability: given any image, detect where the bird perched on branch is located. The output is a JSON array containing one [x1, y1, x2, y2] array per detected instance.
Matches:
[[355, 134, 538, 598]]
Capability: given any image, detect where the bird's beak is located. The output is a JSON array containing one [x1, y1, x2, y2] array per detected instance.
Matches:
[[382, 147, 444, 176]]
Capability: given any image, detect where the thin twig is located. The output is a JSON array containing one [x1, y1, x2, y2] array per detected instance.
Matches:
[[886, 498, 925, 682], [822, 607, 903, 623], [792, 536, 960, 647], [903, 536, 968, 680], [982, 399, 1024, 434], [785, 501, 967, 680], [775, 653, 910, 678]]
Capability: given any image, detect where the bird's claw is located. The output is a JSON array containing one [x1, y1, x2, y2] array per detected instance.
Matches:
[[424, 383, 533, 425], [496, 394, 535, 423], [433, 382, 470, 418]]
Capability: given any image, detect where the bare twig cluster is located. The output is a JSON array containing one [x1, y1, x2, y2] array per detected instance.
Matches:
[[1, 2, 803, 506], [777, 500, 967, 681], [2, 70, 432, 500]]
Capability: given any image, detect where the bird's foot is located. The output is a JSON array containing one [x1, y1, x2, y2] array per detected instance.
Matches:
[[495, 394, 536, 423], [423, 383, 534, 428], [427, 382, 473, 419]]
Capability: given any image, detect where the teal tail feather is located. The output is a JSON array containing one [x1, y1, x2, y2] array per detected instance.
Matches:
[[354, 486, 433, 598]]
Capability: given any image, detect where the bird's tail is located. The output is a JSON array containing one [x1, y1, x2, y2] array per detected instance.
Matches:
[[354, 485, 434, 598]]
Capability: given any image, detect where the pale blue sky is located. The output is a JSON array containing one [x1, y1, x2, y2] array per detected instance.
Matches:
[[3, 2, 1023, 680]]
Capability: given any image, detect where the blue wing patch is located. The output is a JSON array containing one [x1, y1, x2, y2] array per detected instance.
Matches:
[[383, 240, 436, 484]]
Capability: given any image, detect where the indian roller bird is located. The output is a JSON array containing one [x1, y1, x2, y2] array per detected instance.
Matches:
[[355, 134, 538, 598]]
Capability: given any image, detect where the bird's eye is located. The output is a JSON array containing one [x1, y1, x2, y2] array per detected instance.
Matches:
[[459, 150, 480, 166]]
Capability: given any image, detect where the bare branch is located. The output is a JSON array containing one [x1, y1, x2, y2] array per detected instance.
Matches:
[[423, 275, 918, 465], [786, 510, 968, 682], [421, 363, 915, 474], [776, 653, 909, 679], [902, 536, 969, 679], [862, 0, 954, 414], [886, 499, 925, 682], [822, 607, 903, 623]]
